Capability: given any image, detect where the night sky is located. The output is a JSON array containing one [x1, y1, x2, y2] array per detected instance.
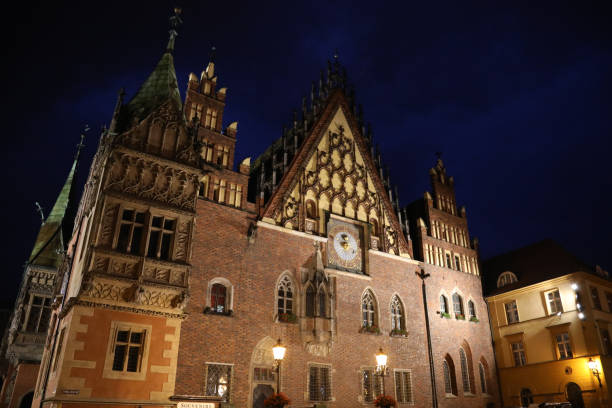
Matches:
[[4, 1, 611, 303]]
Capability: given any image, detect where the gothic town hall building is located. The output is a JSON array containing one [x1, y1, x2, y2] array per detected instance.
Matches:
[[1, 15, 499, 408]]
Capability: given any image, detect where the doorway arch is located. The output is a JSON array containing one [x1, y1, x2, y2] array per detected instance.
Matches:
[[566, 382, 584, 408], [19, 391, 33, 408]]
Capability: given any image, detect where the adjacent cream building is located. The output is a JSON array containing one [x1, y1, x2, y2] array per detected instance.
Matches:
[[484, 240, 611, 408]]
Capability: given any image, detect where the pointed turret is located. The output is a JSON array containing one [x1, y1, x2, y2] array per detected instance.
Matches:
[[28, 129, 86, 267], [121, 8, 183, 128]]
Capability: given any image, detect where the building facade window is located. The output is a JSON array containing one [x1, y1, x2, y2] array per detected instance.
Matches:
[[211, 284, 227, 313], [497, 271, 518, 288], [478, 362, 487, 394], [362, 291, 377, 328], [556, 333, 573, 359], [452, 293, 464, 317], [591, 287, 602, 310], [440, 295, 449, 315], [546, 289, 563, 314], [443, 355, 458, 396], [111, 328, 146, 372], [511, 342, 526, 366], [505, 300, 519, 324], [445, 253, 452, 268], [147, 216, 175, 260], [394, 370, 414, 404], [601, 329, 611, 355], [454, 255, 461, 271], [306, 285, 315, 317], [362, 368, 382, 403], [468, 300, 476, 319], [117, 209, 145, 254], [199, 176, 209, 198], [308, 364, 331, 402], [606, 292, 612, 312], [390, 296, 405, 331], [459, 348, 471, 394], [277, 275, 294, 317], [23, 294, 52, 333], [205, 364, 232, 401], [318, 289, 327, 318]]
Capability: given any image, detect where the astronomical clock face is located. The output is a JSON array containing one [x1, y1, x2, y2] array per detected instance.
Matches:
[[327, 219, 363, 273]]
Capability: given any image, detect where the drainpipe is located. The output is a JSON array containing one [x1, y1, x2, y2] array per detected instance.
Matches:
[[416, 268, 438, 408]]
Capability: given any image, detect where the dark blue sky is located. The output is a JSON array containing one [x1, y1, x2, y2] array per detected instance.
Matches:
[[3, 1, 611, 301]]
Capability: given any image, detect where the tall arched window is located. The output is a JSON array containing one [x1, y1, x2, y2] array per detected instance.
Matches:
[[478, 362, 487, 394], [211, 284, 227, 313], [318, 288, 327, 318], [468, 300, 476, 319], [459, 348, 471, 394], [452, 293, 464, 316], [390, 295, 405, 331], [306, 285, 315, 317], [362, 291, 376, 327], [443, 355, 458, 396], [440, 295, 449, 314], [277, 276, 294, 316]]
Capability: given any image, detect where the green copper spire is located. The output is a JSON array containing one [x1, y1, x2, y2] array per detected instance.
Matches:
[[123, 8, 183, 126], [28, 128, 87, 267]]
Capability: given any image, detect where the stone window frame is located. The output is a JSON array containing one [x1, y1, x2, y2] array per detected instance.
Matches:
[[393, 368, 414, 405], [590, 285, 602, 310], [452, 292, 464, 318], [206, 277, 234, 315], [275, 272, 297, 321], [467, 299, 476, 319], [22, 293, 52, 333], [307, 363, 333, 402], [112, 205, 179, 261], [360, 366, 382, 403], [504, 300, 520, 325], [543, 288, 563, 315], [361, 288, 379, 329], [497, 271, 518, 288], [546, 322, 574, 360], [505, 332, 526, 367], [442, 354, 458, 397], [458, 348, 472, 395], [389, 294, 406, 332], [204, 362, 234, 402], [102, 321, 152, 381]]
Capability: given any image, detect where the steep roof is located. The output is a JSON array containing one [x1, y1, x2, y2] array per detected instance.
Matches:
[[123, 51, 183, 125], [28, 157, 79, 268], [482, 239, 593, 296]]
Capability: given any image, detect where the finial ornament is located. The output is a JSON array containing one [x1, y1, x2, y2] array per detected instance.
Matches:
[[75, 125, 89, 160], [166, 7, 183, 53]]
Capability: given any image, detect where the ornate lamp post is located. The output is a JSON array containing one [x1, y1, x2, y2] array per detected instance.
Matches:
[[272, 339, 287, 393], [375, 347, 389, 395], [588, 358, 602, 388]]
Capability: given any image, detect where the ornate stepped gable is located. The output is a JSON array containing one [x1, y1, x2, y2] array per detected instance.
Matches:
[[253, 61, 411, 257]]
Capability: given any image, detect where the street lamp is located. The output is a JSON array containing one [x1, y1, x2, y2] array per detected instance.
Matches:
[[588, 358, 602, 388], [273, 339, 286, 393], [375, 347, 388, 395]]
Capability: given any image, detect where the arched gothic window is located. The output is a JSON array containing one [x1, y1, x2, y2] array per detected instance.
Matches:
[[452, 293, 464, 316], [443, 355, 458, 396], [390, 296, 405, 331], [478, 362, 487, 394], [440, 295, 449, 314], [211, 284, 227, 313], [459, 348, 471, 393], [362, 291, 376, 328], [306, 200, 317, 219], [468, 300, 476, 319], [318, 289, 327, 318], [306, 285, 315, 317], [277, 276, 294, 316]]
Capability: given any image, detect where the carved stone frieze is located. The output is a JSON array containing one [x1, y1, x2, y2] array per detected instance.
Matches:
[[84, 278, 185, 310], [92, 252, 140, 279], [142, 259, 188, 287], [105, 151, 199, 211], [98, 203, 119, 247], [173, 220, 191, 262]]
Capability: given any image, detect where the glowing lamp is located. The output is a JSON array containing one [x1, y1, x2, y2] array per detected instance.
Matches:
[[588, 358, 602, 388], [273, 339, 286, 361], [578, 312, 585, 319], [376, 348, 388, 368], [571, 283, 578, 290]]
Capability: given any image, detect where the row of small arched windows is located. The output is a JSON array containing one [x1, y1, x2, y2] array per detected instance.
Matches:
[[442, 344, 490, 396], [440, 293, 477, 319]]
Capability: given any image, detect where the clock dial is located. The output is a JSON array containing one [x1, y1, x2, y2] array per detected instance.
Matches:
[[333, 231, 358, 262], [327, 220, 363, 273]]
